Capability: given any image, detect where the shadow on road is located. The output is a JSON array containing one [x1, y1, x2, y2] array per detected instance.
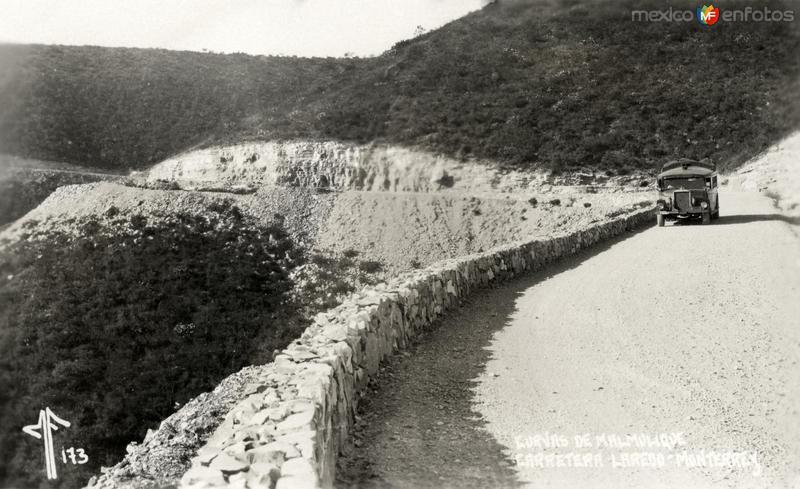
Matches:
[[714, 214, 800, 226], [669, 214, 799, 226], [335, 225, 651, 489]]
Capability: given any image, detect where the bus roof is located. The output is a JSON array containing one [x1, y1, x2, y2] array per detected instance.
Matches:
[[659, 159, 716, 178]]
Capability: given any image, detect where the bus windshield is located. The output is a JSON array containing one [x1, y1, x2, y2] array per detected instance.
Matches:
[[663, 177, 705, 190]]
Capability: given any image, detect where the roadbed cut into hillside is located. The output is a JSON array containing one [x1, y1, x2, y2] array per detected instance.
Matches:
[[0, 157, 123, 225], [335, 225, 652, 489], [334, 287, 527, 489], [340, 191, 800, 489]]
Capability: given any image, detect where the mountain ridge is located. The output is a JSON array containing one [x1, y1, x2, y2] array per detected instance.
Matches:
[[1, 0, 798, 173]]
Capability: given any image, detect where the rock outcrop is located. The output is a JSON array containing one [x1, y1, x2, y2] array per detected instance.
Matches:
[[145, 141, 648, 194]]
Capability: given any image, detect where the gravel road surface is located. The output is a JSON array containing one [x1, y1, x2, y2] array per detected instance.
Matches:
[[339, 190, 800, 489]]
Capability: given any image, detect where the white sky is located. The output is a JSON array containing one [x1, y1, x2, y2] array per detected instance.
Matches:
[[0, 0, 486, 57]]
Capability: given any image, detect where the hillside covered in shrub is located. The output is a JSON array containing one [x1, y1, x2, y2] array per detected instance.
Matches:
[[0, 168, 120, 227], [0, 205, 306, 488], [1, 0, 798, 175]]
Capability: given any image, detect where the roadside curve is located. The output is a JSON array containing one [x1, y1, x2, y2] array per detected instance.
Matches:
[[339, 190, 800, 489]]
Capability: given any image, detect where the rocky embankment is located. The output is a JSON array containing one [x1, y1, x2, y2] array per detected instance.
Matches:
[[728, 131, 800, 218], [144, 141, 653, 194], [4, 141, 654, 274]]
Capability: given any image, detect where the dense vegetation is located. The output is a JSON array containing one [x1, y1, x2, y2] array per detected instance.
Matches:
[[0, 205, 305, 488], [1, 0, 798, 174]]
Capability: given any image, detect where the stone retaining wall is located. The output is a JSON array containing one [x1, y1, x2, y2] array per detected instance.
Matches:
[[166, 206, 654, 489]]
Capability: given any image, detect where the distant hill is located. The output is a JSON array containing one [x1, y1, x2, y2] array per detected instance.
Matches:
[[0, 0, 798, 174], [0, 156, 121, 226]]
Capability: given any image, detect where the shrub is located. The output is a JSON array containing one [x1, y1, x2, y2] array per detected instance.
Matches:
[[148, 179, 181, 191], [358, 260, 383, 274], [104, 205, 120, 218], [342, 249, 360, 258], [311, 253, 334, 266], [436, 174, 455, 188], [0, 214, 300, 488], [549, 198, 561, 206], [528, 197, 538, 207]]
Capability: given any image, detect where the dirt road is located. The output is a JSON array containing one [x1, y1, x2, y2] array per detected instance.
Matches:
[[338, 190, 800, 489]]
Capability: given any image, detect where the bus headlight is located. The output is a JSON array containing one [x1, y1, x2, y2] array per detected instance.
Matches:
[[700, 201, 709, 209]]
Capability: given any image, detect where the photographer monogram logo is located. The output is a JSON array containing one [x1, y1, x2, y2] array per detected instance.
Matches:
[[22, 407, 88, 480]]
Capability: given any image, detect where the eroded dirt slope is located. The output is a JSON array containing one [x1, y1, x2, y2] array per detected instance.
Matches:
[[316, 190, 650, 272], [1, 182, 651, 274]]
